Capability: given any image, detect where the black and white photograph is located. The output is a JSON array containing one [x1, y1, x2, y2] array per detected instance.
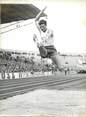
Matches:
[[0, 0, 86, 116]]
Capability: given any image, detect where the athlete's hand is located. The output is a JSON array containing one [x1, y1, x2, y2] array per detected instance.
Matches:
[[33, 34, 40, 47], [33, 34, 38, 42], [37, 42, 43, 47]]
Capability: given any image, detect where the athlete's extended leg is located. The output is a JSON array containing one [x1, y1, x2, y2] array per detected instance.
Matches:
[[50, 54, 63, 71]]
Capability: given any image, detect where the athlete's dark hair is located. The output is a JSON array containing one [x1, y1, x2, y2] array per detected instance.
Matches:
[[38, 20, 47, 26]]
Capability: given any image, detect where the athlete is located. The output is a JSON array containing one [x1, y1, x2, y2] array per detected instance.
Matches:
[[33, 7, 65, 72]]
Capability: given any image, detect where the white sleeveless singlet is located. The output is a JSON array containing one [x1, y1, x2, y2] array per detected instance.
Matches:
[[40, 29, 54, 46]]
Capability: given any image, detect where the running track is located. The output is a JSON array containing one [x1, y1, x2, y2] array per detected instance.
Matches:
[[0, 74, 86, 100]]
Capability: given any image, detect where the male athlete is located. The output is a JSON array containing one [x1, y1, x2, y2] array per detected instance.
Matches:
[[33, 7, 65, 72]]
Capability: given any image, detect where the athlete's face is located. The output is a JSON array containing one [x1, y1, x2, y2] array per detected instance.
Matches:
[[39, 23, 47, 32]]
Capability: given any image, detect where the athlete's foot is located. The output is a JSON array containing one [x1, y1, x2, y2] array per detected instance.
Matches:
[[59, 68, 63, 72], [58, 67, 68, 74], [59, 68, 65, 72]]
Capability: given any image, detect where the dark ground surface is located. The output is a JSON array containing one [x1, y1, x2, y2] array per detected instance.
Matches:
[[0, 73, 86, 99]]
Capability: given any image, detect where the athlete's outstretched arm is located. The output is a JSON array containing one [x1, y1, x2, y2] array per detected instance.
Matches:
[[35, 7, 47, 32], [35, 6, 47, 21]]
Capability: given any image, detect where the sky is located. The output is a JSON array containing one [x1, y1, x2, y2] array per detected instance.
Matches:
[[0, 0, 86, 54]]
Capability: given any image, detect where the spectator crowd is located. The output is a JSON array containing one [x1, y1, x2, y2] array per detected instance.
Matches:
[[0, 50, 56, 80]]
